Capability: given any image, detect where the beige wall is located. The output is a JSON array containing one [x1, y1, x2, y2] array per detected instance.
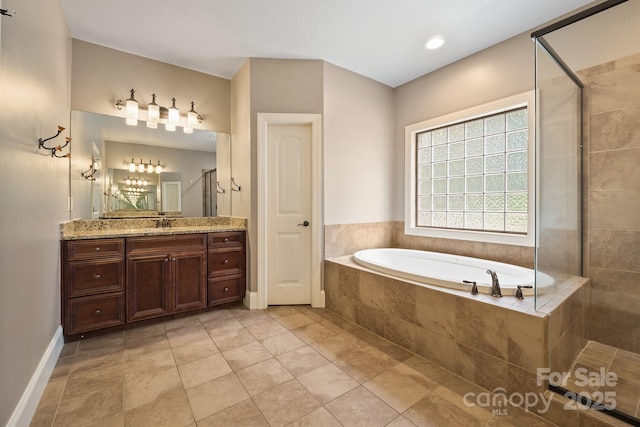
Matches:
[[0, 0, 71, 423], [323, 62, 395, 225], [71, 40, 231, 134]]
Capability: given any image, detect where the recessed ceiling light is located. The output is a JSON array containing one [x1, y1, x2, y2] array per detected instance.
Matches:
[[425, 36, 445, 50]]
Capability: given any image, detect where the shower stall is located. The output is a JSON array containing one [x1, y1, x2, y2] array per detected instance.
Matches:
[[533, 0, 640, 423]]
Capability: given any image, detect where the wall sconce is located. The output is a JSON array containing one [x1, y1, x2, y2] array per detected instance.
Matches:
[[38, 125, 71, 158], [0, 7, 16, 17], [81, 160, 99, 180], [127, 158, 165, 174], [115, 90, 204, 133]]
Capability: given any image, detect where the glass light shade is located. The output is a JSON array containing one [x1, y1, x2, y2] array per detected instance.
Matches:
[[165, 123, 176, 132], [129, 159, 136, 172], [147, 162, 154, 173], [168, 98, 179, 126], [183, 126, 193, 134], [187, 102, 198, 129], [148, 94, 160, 124], [146, 120, 158, 129], [138, 161, 145, 173], [155, 162, 163, 174], [126, 178, 131, 185], [126, 89, 138, 126]]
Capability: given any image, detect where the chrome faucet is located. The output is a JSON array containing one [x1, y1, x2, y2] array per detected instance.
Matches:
[[486, 269, 502, 297], [156, 216, 172, 228]]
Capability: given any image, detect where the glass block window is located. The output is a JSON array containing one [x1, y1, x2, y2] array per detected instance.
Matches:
[[415, 107, 528, 234]]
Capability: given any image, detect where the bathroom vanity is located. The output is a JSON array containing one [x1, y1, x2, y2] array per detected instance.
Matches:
[[60, 217, 246, 340]]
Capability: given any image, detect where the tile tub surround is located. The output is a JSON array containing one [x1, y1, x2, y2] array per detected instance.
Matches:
[[582, 53, 640, 354], [324, 221, 534, 268], [60, 217, 247, 240], [324, 256, 589, 415]]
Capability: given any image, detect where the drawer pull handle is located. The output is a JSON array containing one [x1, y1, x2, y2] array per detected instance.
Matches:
[[224, 237, 229, 242], [94, 309, 101, 315], [95, 247, 101, 251], [224, 287, 229, 292], [94, 274, 101, 279], [223, 259, 229, 264]]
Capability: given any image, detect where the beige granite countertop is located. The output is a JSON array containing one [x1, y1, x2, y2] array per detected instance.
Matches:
[[60, 217, 247, 240]]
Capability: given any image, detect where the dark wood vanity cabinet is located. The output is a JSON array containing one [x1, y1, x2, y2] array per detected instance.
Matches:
[[61, 230, 245, 339], [207, 231, 246, 306], [62, 239, 126, 335], [126, 234, 207, 321]]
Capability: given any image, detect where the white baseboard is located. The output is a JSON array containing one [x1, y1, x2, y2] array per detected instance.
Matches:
[[7, 325, 64, 427], [244, 291, 259, 309], [312, 290, 326, 308]]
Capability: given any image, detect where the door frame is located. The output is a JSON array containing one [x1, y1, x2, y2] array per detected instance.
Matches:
[[256, 113, 324, 309]]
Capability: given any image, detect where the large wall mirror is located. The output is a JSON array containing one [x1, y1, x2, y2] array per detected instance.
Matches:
[[69, 110, 231, 220]]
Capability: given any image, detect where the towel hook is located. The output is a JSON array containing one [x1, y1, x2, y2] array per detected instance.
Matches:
[[231, 177, 241, 192], [216, 181, 226, 194]]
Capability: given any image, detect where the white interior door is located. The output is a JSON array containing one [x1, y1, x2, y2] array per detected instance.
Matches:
[[267, 124, 312, 305]]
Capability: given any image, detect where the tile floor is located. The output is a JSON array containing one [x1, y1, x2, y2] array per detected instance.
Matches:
[[565, 341, 640, 419], [30, 305, 592, 427]]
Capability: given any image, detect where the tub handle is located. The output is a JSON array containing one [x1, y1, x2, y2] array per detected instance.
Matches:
[[515, 285, 533, 300], [463, 280, 478, 295]]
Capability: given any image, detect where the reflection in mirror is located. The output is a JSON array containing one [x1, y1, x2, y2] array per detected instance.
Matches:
[[70, 110, 231, 220]]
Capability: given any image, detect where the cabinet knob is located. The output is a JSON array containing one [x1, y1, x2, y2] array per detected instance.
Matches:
[[223, 259, 229, 264], [94, 274, 101, 279], [224, 287, 229, 292], [224, 237, 229, 242], [94, 309, 101, 315], [95, 247, 101, 251], [164, 258, 169, 263], [173, 258, 177, 262]]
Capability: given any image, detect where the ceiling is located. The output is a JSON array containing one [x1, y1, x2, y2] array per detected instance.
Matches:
[[60, 0, 597, 88]]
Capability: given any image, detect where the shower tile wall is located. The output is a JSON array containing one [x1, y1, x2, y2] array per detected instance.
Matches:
[[583, 53, 640, 354]]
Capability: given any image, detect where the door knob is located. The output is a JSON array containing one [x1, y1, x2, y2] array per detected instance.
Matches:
[[297, 221, 310, 227]]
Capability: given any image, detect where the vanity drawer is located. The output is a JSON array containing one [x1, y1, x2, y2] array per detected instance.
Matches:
[[127, 234, 207, 254], [66, 292, 125, 335], [67, 259, 125, 298], [208, 231, 245, 248], [208, 275, 244, 306], [66, 238, 124, 260], [208, 247, 244, 277]]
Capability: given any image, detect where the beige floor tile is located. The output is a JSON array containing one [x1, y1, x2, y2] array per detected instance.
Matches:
[[223, 341, 272, 371], [237, 312, 273, 327], [293, 306, 328, 322], [84, 413, 124, 427], [51, 355, 73, 379], [253, 380, 320, 427], [386, 416, 418, 427], [76, 332, 124, 353], [292, 322, 337, 344], [276, 345, 330, 377], [401, 355, 454, 389], [205, 317, 245, 337], [164, 315, 202, 332], [124, 385, 194, 427], [178, 353, 232, 389], [198, 308, 233, 324], [69, 346, 123, 374], [54, 383, 123, 427], [197, 399, 269, 427], [244, 318, 288, 340], [433, 376, 495, 423], [166, 324, 210, 348], [333, 345, 397, 383], [275, 313, 315, 330], [260, 331, 306, 356], [364, 366, 430, 412], [236, 358, 294, 396], [265, 305, 300, 319], [62, 362, 123, 402], [123, 348, 176, 378], [30, 377, 67, 427], [59, 341, 79, 358], [286, 407, 341, 427], [325, 386, 398, 427], [171, 336, 219, 366], [185, 373, 250, 421], [211, 327, 257, 352], [309, 332, 360, 361], [123, 366, 182, 411], [123, 332, 171, 359], [297, 363, 358, 404], [404, 392, 484, 427], [485, 403, 556, 426]]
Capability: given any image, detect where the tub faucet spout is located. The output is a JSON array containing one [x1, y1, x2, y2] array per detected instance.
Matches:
[[486, 269, 502, 297]]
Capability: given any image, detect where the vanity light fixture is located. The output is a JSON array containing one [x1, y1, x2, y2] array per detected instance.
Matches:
[[38, 125, 71, 158], [126, 158, 166, 174], [125, 89, 139, 126], [116, 90, 204, 132], [147, 94, 160, 129], [125, 177, 148, 186]]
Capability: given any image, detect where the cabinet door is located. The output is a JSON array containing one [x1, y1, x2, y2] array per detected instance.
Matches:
[[171, 251, 207, 312], [127, 253, 171, 321]]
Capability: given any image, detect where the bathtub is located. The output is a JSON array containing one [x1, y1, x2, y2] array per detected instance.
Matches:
[[353, 248, 554, 296]]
